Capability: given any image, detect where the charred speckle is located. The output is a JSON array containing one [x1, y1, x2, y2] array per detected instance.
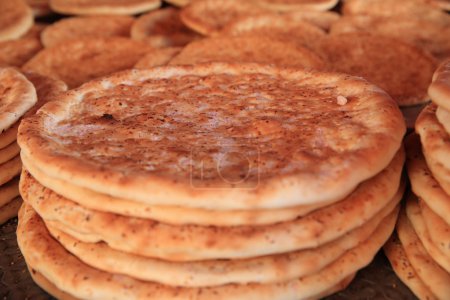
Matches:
[[101, 114, 114, 120]]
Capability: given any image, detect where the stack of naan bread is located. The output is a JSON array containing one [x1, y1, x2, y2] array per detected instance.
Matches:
[[0, 66, 66, 225], [1, 0, 449, 298], [384, 60, 450, 299], [16, 63, 406, 299]]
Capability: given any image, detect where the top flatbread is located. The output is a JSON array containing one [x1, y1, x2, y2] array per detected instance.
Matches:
[[318, 33, 436, 107], [18, 63, 405, 209], [41, 16, 134, 48], [0, 68, 37, 133], [180, 0, 269, 36], [0, 0, 33, 42], [49, 0, 161, 15], [131, 7, 200, 48], [253, 0, 338, 11], [429, 58, 450, 111], [23, 37, 154, 88], [169, 36, 326, 70]]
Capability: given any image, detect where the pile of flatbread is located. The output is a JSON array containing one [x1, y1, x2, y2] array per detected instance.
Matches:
[[0, 67, 66, 225], [16, 63, 405, 299], [0, 0, 449, 298], [384, 59, 450, 299]]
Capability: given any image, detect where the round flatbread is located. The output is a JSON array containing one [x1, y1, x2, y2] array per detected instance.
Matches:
[[342, 0, 450, 24], [28, 267, 80, 300], [0, 156, 22, 186], [253, 0, 338, 11], [397, 205, 450, 299], [329, 16, 450, 61], [23, 37, 154, 88], [23, 154, 341, 226], [406, 195, 450, 273], [41, 16, 134, 48], [0, 24, 44, 67], [436, 106, 450, 134], [317, 33, 436, 107], [223, 11, 340, 33], [221, 15, 326, 49], [44, 206, 398, 287], [0, 0, 33, 42], [17, 63, 406, 209], [134, 47, 183, 69], [0, 197, 22, 225], [46, 205, 398, 287], [429, 58, 450, 111], [0, 142, 20, 165], [18, 204, 394, 300], [131, 7, 200, 48], [406, 134, 450, 225], [0, 68, 37, 132], [416, 104, 450, 194], [0, 177, 19, 207], [49, 0, 161, 15], [416, 103, 450, 169], [180, 0, 268, 36], [20, 157, 404, 261], [169, 36, 326, 70], [0, 123, 19, 149], [384, 234, 438, 300]]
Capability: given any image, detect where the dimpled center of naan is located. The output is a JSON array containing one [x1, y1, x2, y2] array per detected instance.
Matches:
[[47, 73, 368, 182]]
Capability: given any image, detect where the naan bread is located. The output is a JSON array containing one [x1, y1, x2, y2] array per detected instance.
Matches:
[[44, 207, 398, 287], [317, 33, 436, 107], [23, 37, 154, 88], [49, 0, 161, 15], [436, 106, 450, 134], [0, 67, 37, 132], [131, 7, 200, 48], [406, 134, 450, 225], [169, 36, 325, 70], [41, 16, 134, 48], [134, 47, 183, 69], [0, 197, 22, 225], [384, 234, 438, 300], [0, 156, 22, 186], [18, 63, 406, 209], [253, 0, 338, 11], [0, 178, 19, 207], [0, 142, 20, 165], [416, 104, 450, 194], [18, 204, 394, 300], [0, 0, 33, 42], [429, 58, 450, 111]]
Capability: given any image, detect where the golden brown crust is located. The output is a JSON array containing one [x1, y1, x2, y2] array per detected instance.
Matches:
[[18, 204, 394, 300], [221, 15, 326, 50], [318, 33, 436, 106], [436, 106, 450, 134], [397, 204, 450, 299], [180, 0, 268, 36], [0, 67, 37, 132], [49, 0, 161, 15], [20, 153, 403, 260], [169, 36, 326, 70], [429, 58, 450, 111], [406, 134, 450, 226], [330, 16, 450, 61], [0, 142, 20, 165], [384, 234, 438, 300], [18, 63, 406, 209], [41, 16, 134, 48], [0, 197, 21, 225], [253, 0, 338, 11], [0, 123, 19, 149], [44, 206, 397, 287], [0, 177, 19, 207], [131, 7, 200, 48], [0, 0, 33, 42], [0, 26, 43, 67], [224, 11, 340, 33], [23, 37, 154, 88], [134, 47, 183, 69], [0, 156, 22, 186], [416, 104, 450, 192]]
